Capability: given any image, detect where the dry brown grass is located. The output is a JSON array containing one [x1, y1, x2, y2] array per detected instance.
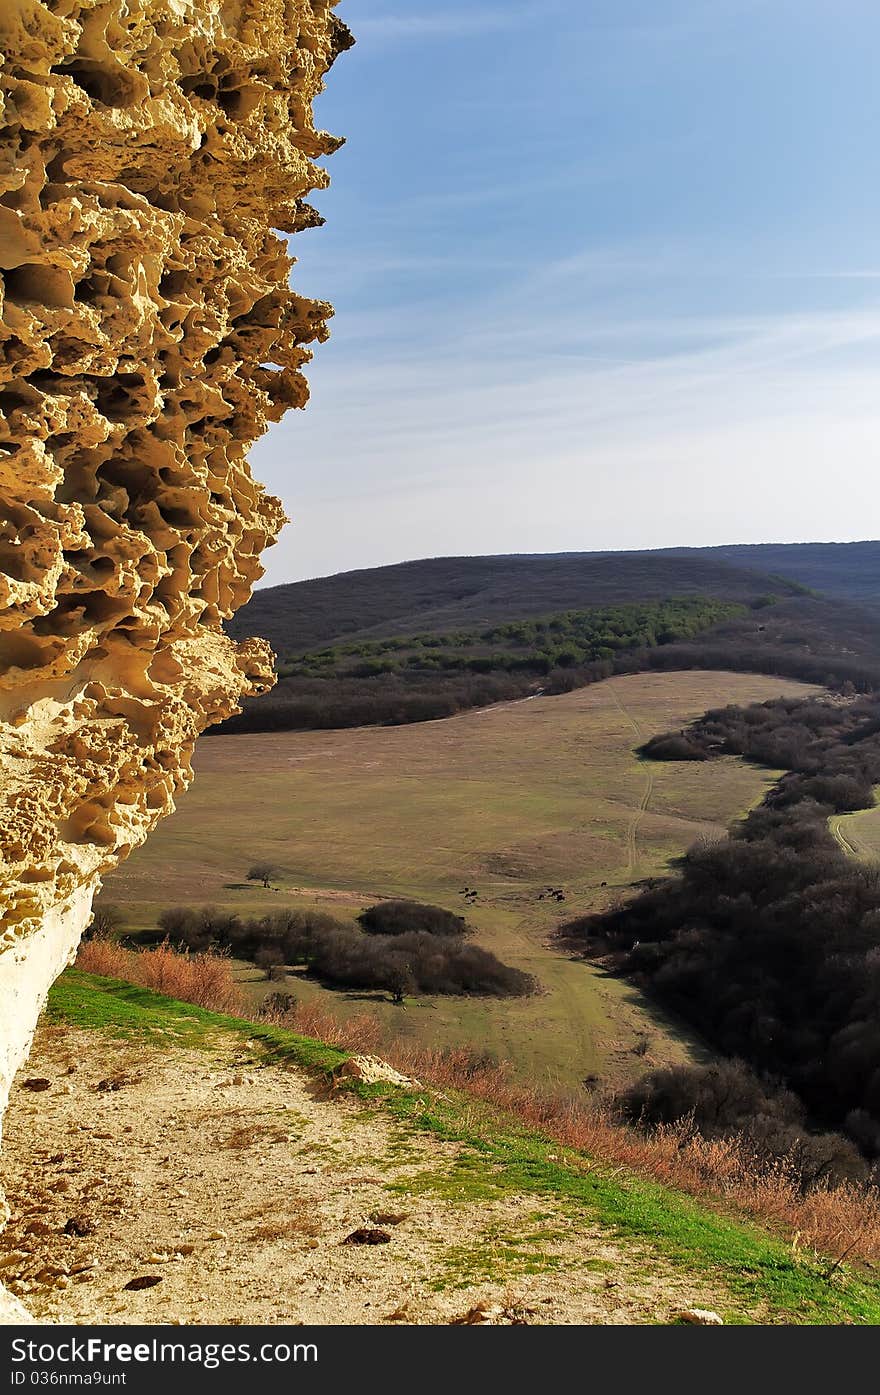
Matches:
[[259, 995, 384, 1054], [77, 939, 384, 1050], [240, 1198, 321, 1243], [247, 1215, 322, 1242], [74, 940, 880, 1266], [77, 939, 245, 1013], [221, 1123, 289, 1150], [76, 939, 131, 979]]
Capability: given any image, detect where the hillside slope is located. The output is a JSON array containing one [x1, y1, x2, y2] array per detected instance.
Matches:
[[222, 547, 880, 735], [227, 552, 799, 657], [6, 972, 880, 1326], [668, 541, 880, 603]]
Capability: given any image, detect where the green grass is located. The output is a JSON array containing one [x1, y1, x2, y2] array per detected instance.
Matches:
[[101, 671, 819, 1088], [47, 969, 345, 1073], [47, 970, 880, 1325]]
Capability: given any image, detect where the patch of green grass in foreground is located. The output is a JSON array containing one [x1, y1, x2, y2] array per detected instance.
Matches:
[[47, 970, 345, 1073], [49, 970, 880, 1326]]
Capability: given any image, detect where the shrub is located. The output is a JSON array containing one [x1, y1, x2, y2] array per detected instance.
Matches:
[[620, 1060, 867, 1187], [357, 900, 470, 937], [255, 945, 286, 981], [77, 938, 243, 1014], [132, 942, 243, 1012], [76, 938, 130, 978], [247, 863, 276, 888], [639, 734, 707, 761], [85, 903, 128, 940], [259, 991, 297, 1019]]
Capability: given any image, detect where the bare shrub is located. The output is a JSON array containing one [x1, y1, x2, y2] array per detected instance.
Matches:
[[85, 903, 128, 940], [76, 938, 131, 978], [282, 998, 383, 1054], [77, 938, 243, 1014], [247, 863, 277, 889]]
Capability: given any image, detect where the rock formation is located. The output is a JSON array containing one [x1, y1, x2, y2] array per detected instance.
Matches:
[[0, 0, 351, 1316]]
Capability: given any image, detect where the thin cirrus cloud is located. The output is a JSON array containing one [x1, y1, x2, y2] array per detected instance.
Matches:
[[351, 0, 770, 47]]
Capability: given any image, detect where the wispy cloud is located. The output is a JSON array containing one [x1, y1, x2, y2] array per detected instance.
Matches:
[[350, 0, 771, 48], [352, 7, 538, 42], [796, 271, 880, 280], [253, 0, 880, 583]]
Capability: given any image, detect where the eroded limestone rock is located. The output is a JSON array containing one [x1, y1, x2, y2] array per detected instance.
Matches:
[[0, 0, 351, 1314]]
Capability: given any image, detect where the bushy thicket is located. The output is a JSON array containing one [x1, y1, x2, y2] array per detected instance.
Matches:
[[641, 691, 880, 812], [278, 597, 743, 680], [218, 671, 530, 733], [570, 690, 880, 1159], [620, 1060, 867, 1187], [156, 906, 534, 1000], [627, 596, 880, 694], [357, 900, 469, 937]]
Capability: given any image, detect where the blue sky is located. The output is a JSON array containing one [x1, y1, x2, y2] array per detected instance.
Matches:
[[253, 0, 880, 584]]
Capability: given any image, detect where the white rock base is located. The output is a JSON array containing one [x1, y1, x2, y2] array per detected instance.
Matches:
[[0, 879, 98, 1323]]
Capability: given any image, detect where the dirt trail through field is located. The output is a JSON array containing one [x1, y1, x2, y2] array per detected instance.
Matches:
[[830, 816, 860, 859], [609, 686, 654, 877], [1, 1025, 736, 1326]]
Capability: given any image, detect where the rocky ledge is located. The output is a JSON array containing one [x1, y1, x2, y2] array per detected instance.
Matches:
[[0, 0, 350, 1317]]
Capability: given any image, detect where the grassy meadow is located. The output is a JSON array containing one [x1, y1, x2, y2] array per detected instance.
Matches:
[[831, 799, 880, 861], [103, 671, 818, 1088]]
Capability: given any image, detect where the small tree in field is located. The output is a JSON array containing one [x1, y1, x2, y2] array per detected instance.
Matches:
[[247, 862, 277, 890], [255, 945, 285, 981], [385, 964, 415, 1005], [85, 903, 127, 941]]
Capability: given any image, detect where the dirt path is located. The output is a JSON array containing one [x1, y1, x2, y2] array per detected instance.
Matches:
[[609, 686, 653, 877], [1, 1024, 734, 1326], [830, 816, 859, 858]]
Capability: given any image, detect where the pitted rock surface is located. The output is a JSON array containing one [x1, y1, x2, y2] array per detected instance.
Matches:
[[0, 0, 350, 1315]]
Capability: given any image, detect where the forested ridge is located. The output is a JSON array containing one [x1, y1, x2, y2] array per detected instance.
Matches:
[[227, 550, 804, 654], [220, 588, 880, 734], [222, 545, 880, 734]]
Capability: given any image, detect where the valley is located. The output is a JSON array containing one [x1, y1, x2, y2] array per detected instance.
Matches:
[[103, 671, 817, 1088]]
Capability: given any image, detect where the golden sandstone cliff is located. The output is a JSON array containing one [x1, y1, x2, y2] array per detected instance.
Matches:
[[0, 0, 350, 1315]]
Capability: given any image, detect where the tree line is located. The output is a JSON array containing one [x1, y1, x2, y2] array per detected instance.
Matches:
[[217, 596, 755, 734]]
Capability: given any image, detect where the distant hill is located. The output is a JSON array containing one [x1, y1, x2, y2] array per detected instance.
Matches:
[[228, 551, 803, 658], [664, 541, 880, 603], [220, 542, 880, 735]]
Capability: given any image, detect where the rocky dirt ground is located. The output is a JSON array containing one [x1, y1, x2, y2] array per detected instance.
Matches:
[[1, 1024, 732, 1325]]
